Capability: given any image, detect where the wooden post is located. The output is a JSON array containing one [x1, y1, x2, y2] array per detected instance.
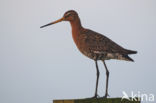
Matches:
[[53, 98, 141, 103]]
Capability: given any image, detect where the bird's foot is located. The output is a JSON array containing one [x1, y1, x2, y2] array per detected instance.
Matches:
[[91, 94, 100, 99], [102, 93, 110, 98]]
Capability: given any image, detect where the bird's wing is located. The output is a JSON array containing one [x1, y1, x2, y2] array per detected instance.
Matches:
[[80, 29, 128, 54]]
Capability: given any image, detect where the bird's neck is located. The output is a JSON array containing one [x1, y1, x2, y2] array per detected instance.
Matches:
[[69, 17, 83, 44]]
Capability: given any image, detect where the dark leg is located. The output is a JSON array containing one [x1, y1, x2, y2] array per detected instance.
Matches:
[[93, 60, 100, 98], [103, 61, 109, 98]]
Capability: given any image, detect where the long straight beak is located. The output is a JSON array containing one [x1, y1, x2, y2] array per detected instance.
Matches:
[[40, 17, 64, 28]]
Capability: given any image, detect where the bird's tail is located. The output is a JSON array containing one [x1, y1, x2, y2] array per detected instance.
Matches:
[[122, 55, 134, 62], [126, 49, 137, 54]]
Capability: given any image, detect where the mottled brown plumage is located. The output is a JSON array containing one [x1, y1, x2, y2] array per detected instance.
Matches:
[[75, 29, 136, 61], [40, 10, 137, 98]]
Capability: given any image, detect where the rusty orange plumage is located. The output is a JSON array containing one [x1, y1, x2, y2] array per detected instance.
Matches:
[[40, 10, 137, 98]]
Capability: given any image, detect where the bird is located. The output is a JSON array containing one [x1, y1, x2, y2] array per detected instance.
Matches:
[[40, 10, 137, 98]]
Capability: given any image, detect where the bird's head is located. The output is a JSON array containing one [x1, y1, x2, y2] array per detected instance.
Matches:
[[63, 10, 78, 21], [40, 10, 78, 28]]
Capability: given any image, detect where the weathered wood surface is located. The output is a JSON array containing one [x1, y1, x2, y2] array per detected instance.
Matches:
[[53, 98, 141, 103]]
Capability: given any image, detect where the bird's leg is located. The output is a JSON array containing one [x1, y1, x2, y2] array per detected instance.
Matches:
[[103, 61, 110, 98], [92, 60, 100, 98]]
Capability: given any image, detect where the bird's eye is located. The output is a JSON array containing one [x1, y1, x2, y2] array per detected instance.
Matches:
[[65, 13, 72, 18]]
